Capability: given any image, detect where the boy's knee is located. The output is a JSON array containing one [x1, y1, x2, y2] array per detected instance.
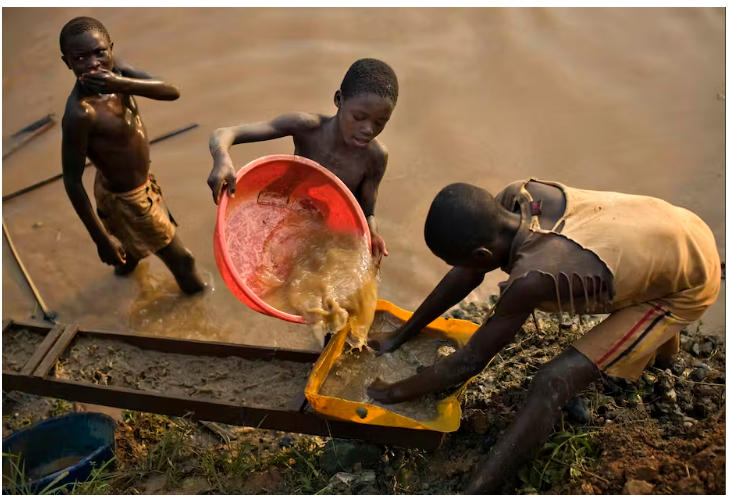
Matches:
[[530, 349, 597, 402], [530, 365, 569, 399]]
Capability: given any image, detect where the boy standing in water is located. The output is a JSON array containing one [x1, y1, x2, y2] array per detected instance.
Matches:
[[60, 17, 204, 294], [207, 58, 398, 263], [367, 179, 720, 494]]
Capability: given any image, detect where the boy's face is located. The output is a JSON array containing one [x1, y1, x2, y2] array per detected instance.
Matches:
[[62, 30, 114, 78], [336, 92, 394, 148]]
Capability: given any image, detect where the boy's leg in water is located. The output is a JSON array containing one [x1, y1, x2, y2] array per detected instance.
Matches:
[[465, 347, 599, 495], [155, 234, 206, 294], [114, 256, 140, 276]]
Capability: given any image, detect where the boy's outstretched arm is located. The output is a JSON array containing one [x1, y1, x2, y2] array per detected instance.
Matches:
[[79, 58, 179, 101], [62, 107, 126, 266], [114, 57, 154, 80], [367, 272, 546, 403], [207, 113, 320, 204], [368, 266, 486, 353], [359, 147, 388, 262]]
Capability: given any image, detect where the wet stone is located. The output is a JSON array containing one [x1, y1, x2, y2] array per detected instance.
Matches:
[[450, 309, 467, 320], [689, 367, 707, 383], [662, 388, 677, 404], [700, 341, 714, 356], [693, 399, 716, 419], [641, 372, 658, 386], [669, 359, 686, 377], [680, 335, 694, 353], [319, 440, 382, 476]]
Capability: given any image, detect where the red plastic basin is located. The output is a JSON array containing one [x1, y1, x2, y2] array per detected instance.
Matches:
[[214, 154, 371, 323]]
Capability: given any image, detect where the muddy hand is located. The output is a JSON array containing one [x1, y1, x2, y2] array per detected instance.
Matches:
[[366, 378, 397, 404], [371, 233, 388, 265]]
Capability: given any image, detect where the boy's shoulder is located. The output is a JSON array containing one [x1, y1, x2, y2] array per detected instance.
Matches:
[[62, 87, 95, 131], [283, 111, 327, 131], [366, 138, 388, 168]]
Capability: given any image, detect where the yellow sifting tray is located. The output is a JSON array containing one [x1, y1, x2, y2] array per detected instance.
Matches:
[[304, 300, 481, 432]]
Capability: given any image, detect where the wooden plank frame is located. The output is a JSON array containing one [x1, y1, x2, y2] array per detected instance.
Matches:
[[2, 320, 63, 376], [1, 320, 445, 449]]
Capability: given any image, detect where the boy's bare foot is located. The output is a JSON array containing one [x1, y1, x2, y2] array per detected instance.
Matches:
[[114, 257, 139, 276]]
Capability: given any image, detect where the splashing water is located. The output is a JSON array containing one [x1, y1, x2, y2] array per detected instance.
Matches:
[[226, 201, 377, 348]]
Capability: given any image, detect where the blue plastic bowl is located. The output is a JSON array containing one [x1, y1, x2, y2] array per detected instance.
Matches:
[[2, 412, 117, 494]]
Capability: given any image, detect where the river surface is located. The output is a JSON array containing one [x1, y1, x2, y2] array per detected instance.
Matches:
[[2, 8, 725, 349]]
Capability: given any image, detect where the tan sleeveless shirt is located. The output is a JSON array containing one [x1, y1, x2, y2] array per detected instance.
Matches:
[[496, 179, 720, 321]]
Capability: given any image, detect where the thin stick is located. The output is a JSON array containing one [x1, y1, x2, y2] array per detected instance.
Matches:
[[11, 113, 54, 137], [532, 311, 540, 332], [2, 119, 55, 160], [149, 123, 198, 144], [2, 218, 55, 321]]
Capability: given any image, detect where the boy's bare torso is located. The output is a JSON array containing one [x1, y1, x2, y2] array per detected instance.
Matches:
[[66, 80, 150, 193], [292, 114, 386, 197]]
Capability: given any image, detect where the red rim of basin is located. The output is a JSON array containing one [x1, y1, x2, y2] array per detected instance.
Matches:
[[215, 154, 372, 324]]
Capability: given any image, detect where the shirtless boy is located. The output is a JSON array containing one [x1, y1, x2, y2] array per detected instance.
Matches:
[[60, 17, 204, 294], [367, 179, 720, 494], [207, 58, 398, 262]]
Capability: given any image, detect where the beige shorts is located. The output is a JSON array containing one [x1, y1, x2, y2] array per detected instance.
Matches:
[[94, 172, 177, 260], [573, 303, 689, 380]]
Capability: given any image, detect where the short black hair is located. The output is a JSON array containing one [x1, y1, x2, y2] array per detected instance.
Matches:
[[60, 17, 110, 53], [424, 183, 503, 260], [340, 58, 398, 105]]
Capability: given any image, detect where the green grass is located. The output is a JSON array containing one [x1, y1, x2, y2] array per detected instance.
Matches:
[[271, 438, 327, 493], [121, 413, 329, 494], [518, 422, 601, 492]]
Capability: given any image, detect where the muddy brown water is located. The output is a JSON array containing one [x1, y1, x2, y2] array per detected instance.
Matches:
[[2, 8, 725, 349]]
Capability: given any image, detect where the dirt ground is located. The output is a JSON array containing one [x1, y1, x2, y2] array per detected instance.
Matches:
[[3, 305, 724, 494]]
